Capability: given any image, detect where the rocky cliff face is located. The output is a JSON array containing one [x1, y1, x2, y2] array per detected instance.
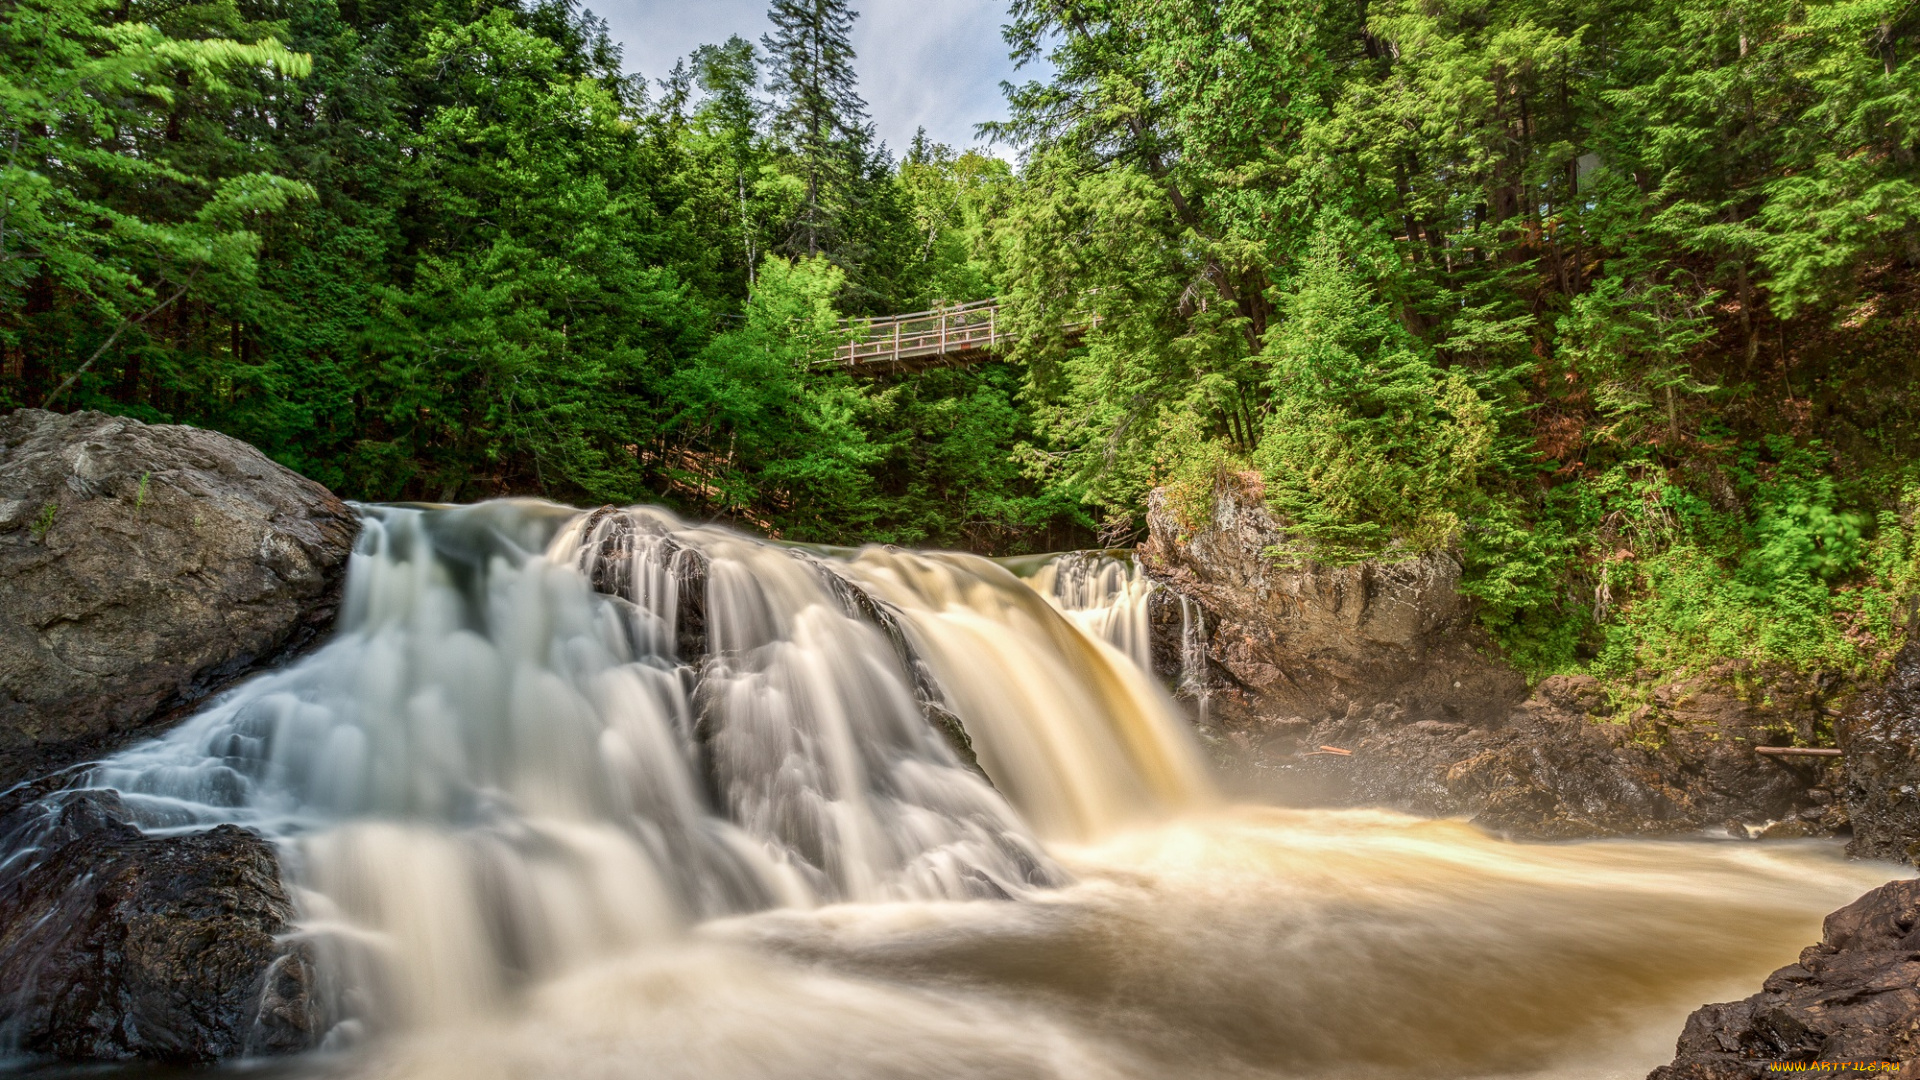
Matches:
[[0, 409, 358, 786], [1141, 479, 1846, 839], [1641, 638, 1920, 1079], [1288, 678, 1840, 840], [1839, 639, 1920, 864], [1138, 483, 1527, 724]]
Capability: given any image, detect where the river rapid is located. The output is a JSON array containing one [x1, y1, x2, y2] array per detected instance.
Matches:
[[7, 502, 1905, 1080]]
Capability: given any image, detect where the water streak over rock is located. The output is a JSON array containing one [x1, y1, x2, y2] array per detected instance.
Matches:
[[0, 785, 308, 1061]]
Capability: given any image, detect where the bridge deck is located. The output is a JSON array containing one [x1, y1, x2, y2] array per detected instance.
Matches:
[[826, 300, 1005, 373], [823, 299, 1090, 373]]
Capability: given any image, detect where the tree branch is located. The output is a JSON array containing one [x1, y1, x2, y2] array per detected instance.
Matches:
[[42, 276, 196, 409]]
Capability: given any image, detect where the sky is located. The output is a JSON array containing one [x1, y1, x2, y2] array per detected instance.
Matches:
[[591, 0, 1028, 157]]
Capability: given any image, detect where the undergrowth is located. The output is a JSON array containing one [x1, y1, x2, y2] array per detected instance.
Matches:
[[1469, 439, 1920, 689]]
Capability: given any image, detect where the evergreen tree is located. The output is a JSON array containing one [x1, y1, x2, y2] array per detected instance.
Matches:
[[689, 36, 769, 289], [0, 0, 313, 407], [761, 0, 871, 259]]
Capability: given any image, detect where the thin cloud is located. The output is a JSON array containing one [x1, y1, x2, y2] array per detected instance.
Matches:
[[590, 0, 1022, 156]]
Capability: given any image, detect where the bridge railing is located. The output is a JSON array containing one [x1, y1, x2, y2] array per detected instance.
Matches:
[[825, 299, 1102, 370], [832, 299, 1004, 368]]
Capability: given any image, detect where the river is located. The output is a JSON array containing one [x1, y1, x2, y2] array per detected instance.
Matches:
[[5, 502, 1902, 1079]]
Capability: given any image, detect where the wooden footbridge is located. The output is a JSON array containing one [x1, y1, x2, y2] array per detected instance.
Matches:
[[823, 299, 1093, 374]]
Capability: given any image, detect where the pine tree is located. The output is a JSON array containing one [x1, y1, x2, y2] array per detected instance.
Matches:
[[761, 0, 871, 258]]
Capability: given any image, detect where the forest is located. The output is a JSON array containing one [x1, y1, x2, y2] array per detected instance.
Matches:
[[3, 0, 1919, 687]]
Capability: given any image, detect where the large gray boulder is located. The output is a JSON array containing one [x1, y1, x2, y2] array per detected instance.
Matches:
[[0, 409, 357, 786]]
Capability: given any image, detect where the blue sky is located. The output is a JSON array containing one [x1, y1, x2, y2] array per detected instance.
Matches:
[[590, 0, 1028, 157]]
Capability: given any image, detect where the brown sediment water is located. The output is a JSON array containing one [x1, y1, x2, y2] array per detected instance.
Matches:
[[28, 502, 1904, 1079], [364, 809, 1895, 1080]]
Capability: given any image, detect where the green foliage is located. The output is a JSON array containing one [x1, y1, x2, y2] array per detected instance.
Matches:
[[1458, 489, 1592, 675], [1556, 275, 1719, 447], [1470, 446, 1914, 685], [3, 0, 1081, 552], [665, 254, 881, 537], [995, 0, 1920, 684], [1252, 234, 1500, 559], [1151, 413, 1247, 538], [863, 364, 1090, 549], [0, 0, 314, 397], [896, 134, 1009, 307], [762, 0, 869, 262], [28, 502, 57, 542]]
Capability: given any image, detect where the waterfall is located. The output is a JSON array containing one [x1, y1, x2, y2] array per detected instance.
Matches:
[[2, 501, 1905, 1080], [1024, 551, 1154, 672], [1023, 551, 1213, 722], [1178, 594, 1212, 723], [53, 501, 1207, 1037]]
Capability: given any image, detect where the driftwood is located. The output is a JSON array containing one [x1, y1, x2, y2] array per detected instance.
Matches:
[[1303, 745, 1353, 758]]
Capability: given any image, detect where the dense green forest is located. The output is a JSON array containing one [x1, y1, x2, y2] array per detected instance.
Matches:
[[0, 0, 1072, 550], [4, 0, 1919, 686]]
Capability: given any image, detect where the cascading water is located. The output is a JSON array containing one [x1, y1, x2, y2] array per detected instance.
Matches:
[[0, 500, 1909, 1080], [1178, 594, 1213, 722], [1026, 551, 1155, 672], [36, 501, 1202, 1038], [1025, 551, 1212, 721]]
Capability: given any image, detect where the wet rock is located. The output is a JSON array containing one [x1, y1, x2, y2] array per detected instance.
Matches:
[[1139, 479, 1527, 726], [1258, 683, 1823, 840], [0, 409, 357, 786], [808, 556, 986, 777], [1651, 878, 1920, 1078], [1140, 479, 1836, 838], [570, 505, 710, 661], [0, 788, 317, 1062], [1839, 638, 1920, 864], [1756, 818, 1820, 841]]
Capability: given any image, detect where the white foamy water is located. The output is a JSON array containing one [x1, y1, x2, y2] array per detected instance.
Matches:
[[15, 501, 1908, 1078], [72, 502, 1203, 1030], [1025, 551, 1155, 673]]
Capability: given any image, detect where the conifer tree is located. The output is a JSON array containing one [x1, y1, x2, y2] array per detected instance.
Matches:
[[761, 0, 871, 258]]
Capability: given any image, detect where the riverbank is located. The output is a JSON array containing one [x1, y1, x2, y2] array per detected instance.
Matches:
[[1141, 478, 1918, 850], [4, 410, 1919, 1078]]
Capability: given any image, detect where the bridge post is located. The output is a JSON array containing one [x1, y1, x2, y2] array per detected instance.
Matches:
[[893, 320, 900, 365]]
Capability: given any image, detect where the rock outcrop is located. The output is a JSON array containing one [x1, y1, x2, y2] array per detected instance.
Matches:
[[0, 785, 319, 1061], [1139, 481, 1527, 725], [1839, 638, 1920, 864], [1143, 478, 1848, 839], [1265, 674, 1842, 840], [1651, 878, 1920, 1079], [0, 409, 358, 787]]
